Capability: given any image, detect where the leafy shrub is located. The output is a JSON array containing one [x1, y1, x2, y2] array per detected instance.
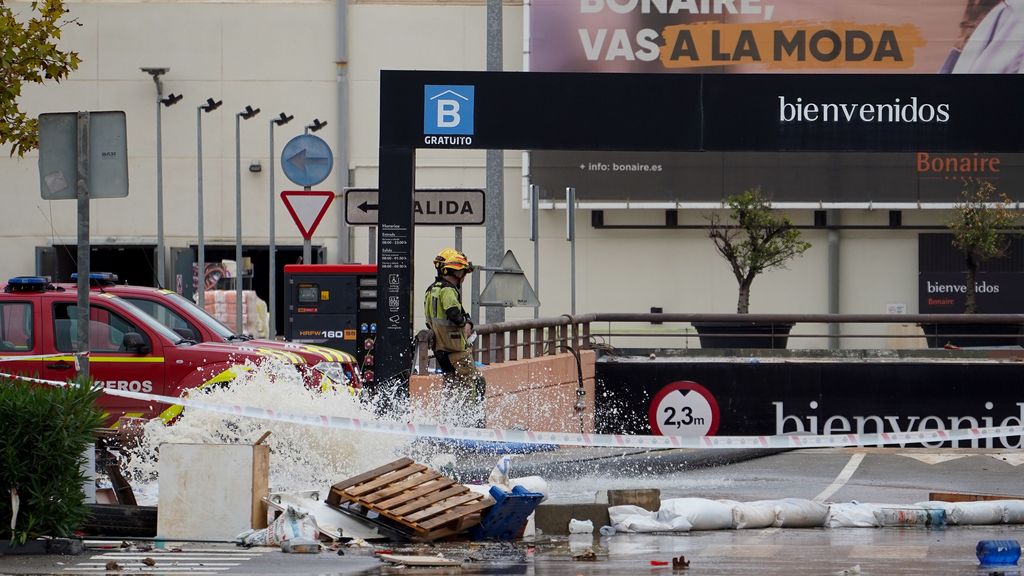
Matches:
[[0, 376, 103, 544]]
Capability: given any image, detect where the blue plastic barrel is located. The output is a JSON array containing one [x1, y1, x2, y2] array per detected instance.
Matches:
[[976, 540, 1021, 566]]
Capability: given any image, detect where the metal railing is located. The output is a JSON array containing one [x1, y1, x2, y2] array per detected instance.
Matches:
[[412, 313, 1024, 373]]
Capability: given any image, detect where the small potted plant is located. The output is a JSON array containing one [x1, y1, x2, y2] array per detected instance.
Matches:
[[921, 179, 1021, 347], [695, 187, 811, 349]]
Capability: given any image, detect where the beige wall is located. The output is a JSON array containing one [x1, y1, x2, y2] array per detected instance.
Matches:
[[1, 0, 947, 348]]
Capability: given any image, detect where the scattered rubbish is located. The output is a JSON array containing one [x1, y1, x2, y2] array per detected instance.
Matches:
[[977, 539, 1022, 566], [599, 525, 616, 536], [346, 538, 373, 548], [572, 549, 597, 561], [471, 485, 545, 540], [105, 560, 121, 571], [834, 565, 861, 575], [650, 560, 669, 566], [568, 518, 594, 533], [236, 505, 319, 546], [266, 489, 382, 541], [672, 555, 690, 570], [377, 553, 462, 566], [281, 537, 320, 554], [326, 457, 495, 542]]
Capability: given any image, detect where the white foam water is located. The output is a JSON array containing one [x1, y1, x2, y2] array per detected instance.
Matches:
[[120, 359, 413, 500]]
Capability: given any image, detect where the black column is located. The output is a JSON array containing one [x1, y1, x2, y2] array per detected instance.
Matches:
[[375, 146, 416, 387]]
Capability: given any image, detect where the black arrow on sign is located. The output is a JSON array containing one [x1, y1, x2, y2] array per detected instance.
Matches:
[[358, 201, 379, 213]]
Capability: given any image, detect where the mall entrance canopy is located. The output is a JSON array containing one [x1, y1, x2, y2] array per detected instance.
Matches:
[[376, 70, 1024, 383]]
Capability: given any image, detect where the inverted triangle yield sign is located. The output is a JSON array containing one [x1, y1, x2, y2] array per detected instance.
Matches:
[[281, 191, 334, 240]]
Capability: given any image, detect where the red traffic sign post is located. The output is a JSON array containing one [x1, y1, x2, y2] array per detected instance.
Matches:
[[281, 190, 334, 264]]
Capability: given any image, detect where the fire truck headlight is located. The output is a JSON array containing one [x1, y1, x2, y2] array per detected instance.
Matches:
[[314, 361, 351, 387]]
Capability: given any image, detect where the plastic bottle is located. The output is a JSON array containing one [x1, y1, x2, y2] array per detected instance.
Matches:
[[976, 540, 1022, 566], [599, 525, 616, 536], [568, 519, 594, 534]]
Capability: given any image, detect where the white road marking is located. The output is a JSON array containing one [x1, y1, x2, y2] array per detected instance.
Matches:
[[897, 453, 970, 465], [814, 452, 866, 503], [89, 555, 253, 561], [990, 453, 1024, 466], [69, 547, 265, 574]]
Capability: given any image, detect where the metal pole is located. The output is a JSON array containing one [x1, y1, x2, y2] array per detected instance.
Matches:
[[235, 113, 244, 333], [156, 97, 165, 287], [76, 111, 91, 379], [828, 209, 841, 349], [484, 0, 504, 324], [269, 121, 276, 338], [567, 186, 576, 316], [368, 226, 376, 264], [531, 184, 539, 319], [454, 226, 463, 251], [196, 107, 205, 311], [471, 265, 480, 324]]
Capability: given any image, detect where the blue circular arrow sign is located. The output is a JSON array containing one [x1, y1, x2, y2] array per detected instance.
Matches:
[[281, 134, 334, 187]]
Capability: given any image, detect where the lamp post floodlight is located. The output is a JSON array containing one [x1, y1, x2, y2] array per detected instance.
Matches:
[[268, 111, 294, 337], [305, 118, 327, 134], [196, 96, 223, 310], [161, 93, 183, 107], [234, 105, 261, 333], [143, 66, 178, 288]]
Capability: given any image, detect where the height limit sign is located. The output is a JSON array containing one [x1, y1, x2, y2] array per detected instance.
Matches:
[[648, 381, 720, 437]]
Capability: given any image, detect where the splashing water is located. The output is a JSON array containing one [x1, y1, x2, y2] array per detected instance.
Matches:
[[118, 358, 560, 502], [120, 359, 413, 498]]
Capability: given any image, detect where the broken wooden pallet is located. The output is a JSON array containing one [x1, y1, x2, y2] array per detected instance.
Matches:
[[326, 457, 494, 541]]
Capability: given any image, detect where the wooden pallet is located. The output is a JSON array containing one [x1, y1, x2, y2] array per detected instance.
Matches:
[[326, 457, 494, 541]]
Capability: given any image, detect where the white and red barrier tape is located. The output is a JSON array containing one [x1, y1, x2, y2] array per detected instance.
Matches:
[[2, 369, 1021, 449]]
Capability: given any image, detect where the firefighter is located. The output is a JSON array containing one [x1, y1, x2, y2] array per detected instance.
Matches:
[[424, 248, 486, 426]]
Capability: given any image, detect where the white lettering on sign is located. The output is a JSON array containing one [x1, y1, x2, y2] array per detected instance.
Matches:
[[100, 380, 154, 393], [774, 400, 1024, 449], [437, 100, 461, 128]]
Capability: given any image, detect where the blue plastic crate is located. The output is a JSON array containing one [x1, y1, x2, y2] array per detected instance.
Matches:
[[470, 485, 545, 541]]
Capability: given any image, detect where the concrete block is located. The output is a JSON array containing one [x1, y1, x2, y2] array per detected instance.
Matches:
[[534, 503, 609, 536], [608, 488, 661, 511]]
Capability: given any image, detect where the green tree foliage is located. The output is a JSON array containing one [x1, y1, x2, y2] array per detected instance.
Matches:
[[0, 376, 102, 545], [0, 0, 80, 157], [707, 188, 811, 314], [948, 179, 1020, 314]]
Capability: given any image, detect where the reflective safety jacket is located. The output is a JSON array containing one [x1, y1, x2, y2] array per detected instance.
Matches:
[[424, 278, 471, 353]]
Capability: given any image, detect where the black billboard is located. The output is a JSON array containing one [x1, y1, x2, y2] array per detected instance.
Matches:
[[918, 234, 1024, 313], [597, 360, 1024, 448]]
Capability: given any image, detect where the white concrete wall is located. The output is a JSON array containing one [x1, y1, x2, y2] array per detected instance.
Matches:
[[0, 0, 946, 348]]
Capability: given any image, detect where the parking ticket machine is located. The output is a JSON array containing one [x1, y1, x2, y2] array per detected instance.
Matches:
[[284, 264, 378, 383]]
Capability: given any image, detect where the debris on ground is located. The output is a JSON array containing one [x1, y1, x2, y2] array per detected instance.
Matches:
[[104, 560, 121, 571], [572, 549, 597, 561], [377, 552, 462, 566], [326, 457, 495, 542], [673, 555, 690, 570], [235, 505, 318, 546], [280, 537, 320, 554], [141, 557, 156, 566]]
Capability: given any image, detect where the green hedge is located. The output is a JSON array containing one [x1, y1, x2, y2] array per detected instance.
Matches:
[[0, 376, 103, 544]]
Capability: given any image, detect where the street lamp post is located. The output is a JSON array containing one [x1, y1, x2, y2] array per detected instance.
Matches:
[[196, 98, 222, 310], [301, 119, 328, 265], [269, 112, 293, 339], [235, 105, 261, 334], [141, 67, 181, 288]]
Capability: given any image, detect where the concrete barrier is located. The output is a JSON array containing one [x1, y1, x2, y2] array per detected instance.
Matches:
[[410, 350, 596, 433]]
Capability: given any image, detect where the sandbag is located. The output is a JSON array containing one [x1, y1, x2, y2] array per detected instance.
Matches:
[[731, 501, 778, 529], [915, 501, 1005, 525], [1003, 500, 1024, 524], [236, 506, 319, 547], [660, 498, 734, 531], [767, 498, 829, 528], [826, 502, 884, 528], [608, 505, 692, 533]]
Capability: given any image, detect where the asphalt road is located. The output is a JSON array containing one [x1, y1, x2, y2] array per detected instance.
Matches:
[[2, 447, 1022, 575]]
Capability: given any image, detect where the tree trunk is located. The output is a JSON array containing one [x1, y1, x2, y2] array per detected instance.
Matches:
[[964, 252, 979, 314], [737, 278, 753, 314]]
